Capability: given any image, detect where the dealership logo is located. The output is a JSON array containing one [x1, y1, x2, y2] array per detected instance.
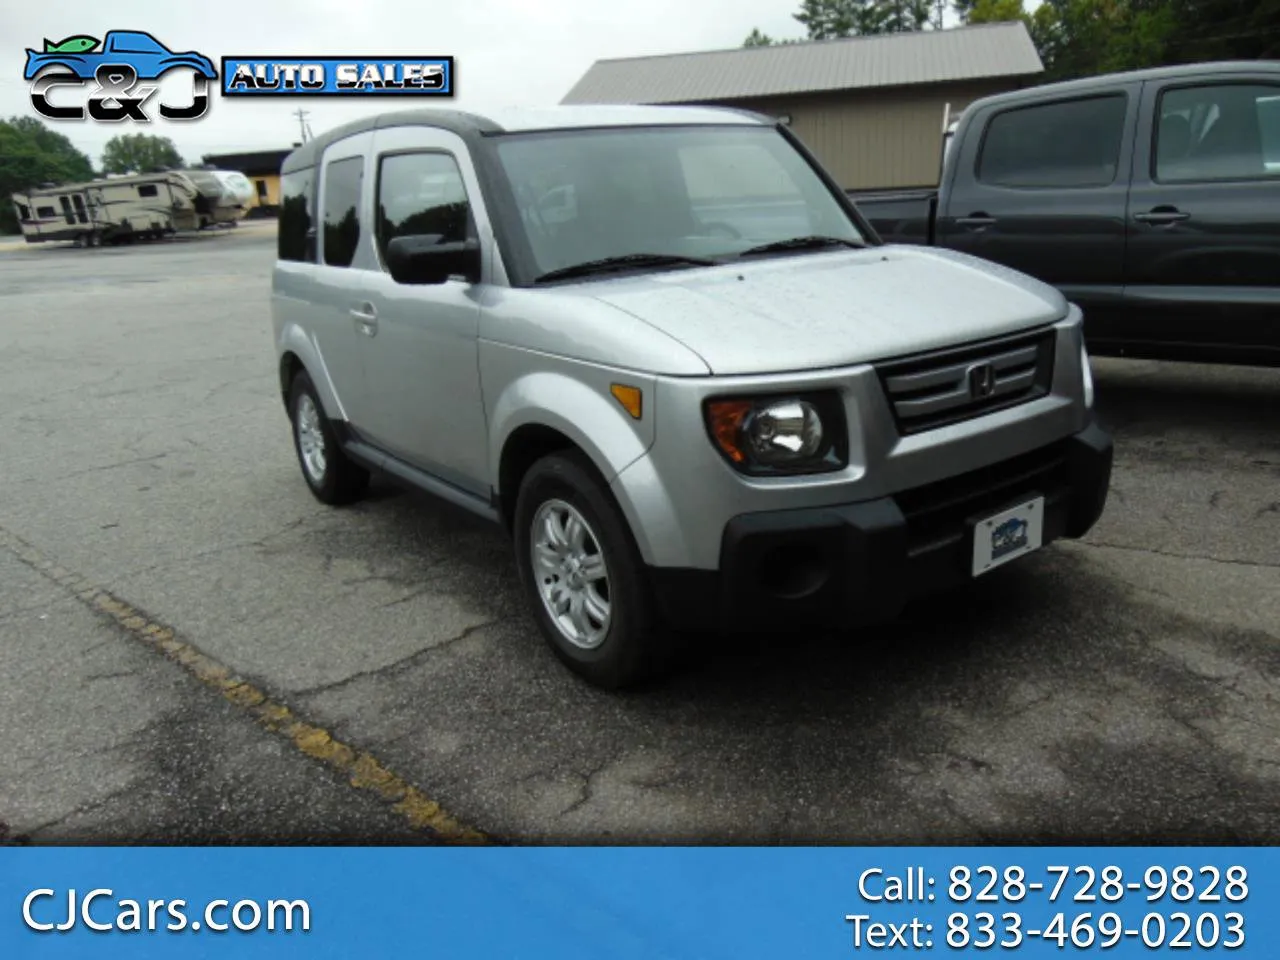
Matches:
[[220, 56, 454, 97], [23, 30, 217, 122], [991, 517, 1029, 559]]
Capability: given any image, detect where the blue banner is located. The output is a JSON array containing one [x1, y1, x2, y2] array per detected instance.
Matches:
[[2, 847, 1276, 956], [220, 56, 454, 96]]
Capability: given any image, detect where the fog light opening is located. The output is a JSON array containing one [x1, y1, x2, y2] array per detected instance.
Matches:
[[758, 544, 831, 600]]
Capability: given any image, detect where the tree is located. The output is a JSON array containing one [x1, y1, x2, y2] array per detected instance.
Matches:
[[960, 0, 1278, 82], [1163, 0, 1280, 61], [794, 0, 887, 37], [0, 116, 94, 234], [878, 0, 934, 32], [101, 134, 184, 175], [744, 0, 942, 47]]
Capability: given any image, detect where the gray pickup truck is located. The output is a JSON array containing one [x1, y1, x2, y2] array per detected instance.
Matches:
[[854, 62, 1280, 367], [272, 105, 1112, 688]]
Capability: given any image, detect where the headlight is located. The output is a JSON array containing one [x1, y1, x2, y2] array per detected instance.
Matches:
[[705, 393, 847, 475], [1081, 343, 1094, 408]]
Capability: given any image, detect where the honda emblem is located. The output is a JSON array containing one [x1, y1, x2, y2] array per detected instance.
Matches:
[[967, 362, 996, 399]]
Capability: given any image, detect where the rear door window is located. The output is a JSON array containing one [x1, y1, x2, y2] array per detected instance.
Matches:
[[321, 156, 363, 268], [978, 95, 1128, 188]]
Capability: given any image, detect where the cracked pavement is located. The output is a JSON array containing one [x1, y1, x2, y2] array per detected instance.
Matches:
[[1, 227, 1277, 844]]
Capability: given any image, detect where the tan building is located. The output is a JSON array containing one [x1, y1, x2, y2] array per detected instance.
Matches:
[[562, 22, 1044, 190]]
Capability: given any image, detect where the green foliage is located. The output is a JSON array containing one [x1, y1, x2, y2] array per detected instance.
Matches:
[[0, 116, 94, 234], [744, 0, 941, 46], [749, 0, 1280, 70], [1161, 0, 1280, 62], [101, 134, 185, 175], [962, 0, 1280, 81]]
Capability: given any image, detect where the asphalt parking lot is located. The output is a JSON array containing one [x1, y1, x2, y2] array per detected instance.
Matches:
[[1, 225, 1277, 845]]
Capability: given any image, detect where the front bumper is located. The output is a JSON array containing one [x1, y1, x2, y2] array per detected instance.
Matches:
[[649, 422, 1113, 632]]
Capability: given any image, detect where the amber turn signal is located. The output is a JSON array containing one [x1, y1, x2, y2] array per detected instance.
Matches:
[[705, 399, 754, 463], [610, 383, 643, 419]]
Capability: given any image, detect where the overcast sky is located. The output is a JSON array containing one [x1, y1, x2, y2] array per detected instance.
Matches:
[[1, 0, 822, 167]]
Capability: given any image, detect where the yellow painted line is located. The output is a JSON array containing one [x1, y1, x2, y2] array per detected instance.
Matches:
[[0, 528, 487, 844]]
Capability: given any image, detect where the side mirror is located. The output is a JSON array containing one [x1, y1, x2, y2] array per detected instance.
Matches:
[[385, 235, 481, 285]]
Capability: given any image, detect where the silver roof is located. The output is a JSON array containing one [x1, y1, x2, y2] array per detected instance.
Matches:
[[562, 22, 1044, 105], [471, 104, 766, 130], [281, 104, 768, 173]]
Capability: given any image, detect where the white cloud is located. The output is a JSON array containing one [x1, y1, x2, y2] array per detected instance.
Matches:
[[0, 0, 806, 166]]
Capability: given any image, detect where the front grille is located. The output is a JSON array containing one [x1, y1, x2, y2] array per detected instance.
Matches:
[[877, 327, 1056, 435], [895, 439, 1071, 554]]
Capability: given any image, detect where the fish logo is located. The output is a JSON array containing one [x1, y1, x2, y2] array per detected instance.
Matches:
[[24, 30, 217, 122], [43, 35, 100, 54]]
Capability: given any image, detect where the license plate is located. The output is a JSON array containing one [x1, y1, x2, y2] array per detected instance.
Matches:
[[972, 496, 1044, 576]]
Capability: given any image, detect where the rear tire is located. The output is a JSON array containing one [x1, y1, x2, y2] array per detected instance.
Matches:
[[513, 452, 674, 689], [288, 371, 369, 505]]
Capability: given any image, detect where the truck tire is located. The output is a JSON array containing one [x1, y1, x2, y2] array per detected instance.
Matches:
[[288, 371, 369, 505], [513, 451, 673, 689]]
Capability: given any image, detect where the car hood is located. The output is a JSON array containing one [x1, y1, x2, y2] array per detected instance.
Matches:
[[586, 246, 1068, 376]]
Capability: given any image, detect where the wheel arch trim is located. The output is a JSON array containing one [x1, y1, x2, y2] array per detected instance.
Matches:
[[277, 322, 349, 423]]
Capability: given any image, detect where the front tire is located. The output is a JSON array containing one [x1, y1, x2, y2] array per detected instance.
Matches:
[[288, 371, 368, 505], [514, 452, 672, 689]]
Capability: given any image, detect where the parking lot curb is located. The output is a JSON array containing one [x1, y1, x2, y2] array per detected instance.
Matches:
[[0, 526, 489, 845]]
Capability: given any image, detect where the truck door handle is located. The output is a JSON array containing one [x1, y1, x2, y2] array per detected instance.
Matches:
[[1134, 207, 1190, 225], [955, 213, 997, 229], [350, 303, 378, 336]]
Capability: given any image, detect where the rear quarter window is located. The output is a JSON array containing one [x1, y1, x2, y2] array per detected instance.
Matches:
[[278, 167, 315, 262]]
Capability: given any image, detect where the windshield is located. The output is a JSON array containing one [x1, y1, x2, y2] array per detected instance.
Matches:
[[490, 125, 865, 283]]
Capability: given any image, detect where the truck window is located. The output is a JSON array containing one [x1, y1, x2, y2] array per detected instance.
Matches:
[[978, 94, 1127, 188], [72, 194, 88, 224], [137, 184, 159, 198], [322, 156, 363, 268], [59, 195, 75, 225], [37, 205, 56, 218], [375, 152, 471, 266], [278, 167, 315, 262], [1156, 83, 1280, 182], [15, 203, 30, 221]]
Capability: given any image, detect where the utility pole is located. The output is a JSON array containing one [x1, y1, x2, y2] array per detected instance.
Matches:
[[293, 108, 311, 143]]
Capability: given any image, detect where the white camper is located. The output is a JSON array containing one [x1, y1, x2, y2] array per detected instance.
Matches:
[[180, 169, 253, 228], [11, 171, 200, 246]]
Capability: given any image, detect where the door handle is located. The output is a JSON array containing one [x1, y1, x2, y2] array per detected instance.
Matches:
[[955, 213, 997, 229], [1134, 208, 1190, 225], [350, 303, 378, 336]]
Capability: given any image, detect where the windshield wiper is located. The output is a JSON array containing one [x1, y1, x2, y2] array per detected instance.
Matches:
[[533, 253, 719, 285], [736, 235, 864, 258]]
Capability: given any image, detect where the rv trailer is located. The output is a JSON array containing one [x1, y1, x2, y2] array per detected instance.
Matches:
[[180, 169, 253, 228], [211, 170, 256, 221], [11, 171, 200, 246]]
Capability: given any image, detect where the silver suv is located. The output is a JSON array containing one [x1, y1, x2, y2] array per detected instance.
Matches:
[[272, 105, 1113, 689]]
